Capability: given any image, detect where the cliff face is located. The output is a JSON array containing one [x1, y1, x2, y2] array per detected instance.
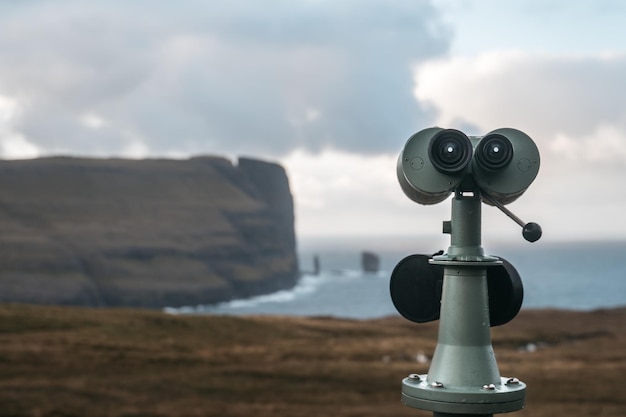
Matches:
[[0, 156, 299, 308]]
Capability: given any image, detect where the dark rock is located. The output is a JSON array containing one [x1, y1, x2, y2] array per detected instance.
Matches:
[[361, 251, 380, 273], [0, 156, 299, 308], [313, 255, 320, 276]]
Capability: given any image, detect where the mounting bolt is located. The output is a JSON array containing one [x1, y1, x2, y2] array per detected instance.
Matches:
[[430, 381, 444, 388], [482, 383, 497, 391], [408, 374, 421, 382], [506, 377, 520, 385]]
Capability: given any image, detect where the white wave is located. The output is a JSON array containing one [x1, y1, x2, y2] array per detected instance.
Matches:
[[165, 272, 329, 314]]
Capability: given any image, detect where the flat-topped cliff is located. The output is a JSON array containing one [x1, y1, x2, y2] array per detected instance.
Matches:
[[0, 156, 299, 308]]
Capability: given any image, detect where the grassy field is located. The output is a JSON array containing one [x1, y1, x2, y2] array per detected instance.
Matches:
[[0, 304, 623, 417]]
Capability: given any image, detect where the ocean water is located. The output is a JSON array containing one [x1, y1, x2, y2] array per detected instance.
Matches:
[[166, 238, 626, 319]]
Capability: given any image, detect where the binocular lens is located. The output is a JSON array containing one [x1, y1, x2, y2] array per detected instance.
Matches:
[[428, 129, 473, 174], [476, 134, 513, 172]]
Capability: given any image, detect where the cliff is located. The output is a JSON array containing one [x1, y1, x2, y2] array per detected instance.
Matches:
[[0, 156, 299, 308]]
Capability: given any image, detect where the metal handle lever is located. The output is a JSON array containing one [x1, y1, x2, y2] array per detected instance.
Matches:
[[480, 191, 542, 242]]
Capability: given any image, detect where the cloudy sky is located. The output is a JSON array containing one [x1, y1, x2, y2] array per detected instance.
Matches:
[[0, 1, 624, 244]]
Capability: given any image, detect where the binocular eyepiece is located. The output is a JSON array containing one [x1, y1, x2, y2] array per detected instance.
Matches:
[[475, 133, 514, 172], [398, 127, 540, 205], [428, 129, 473, 175]]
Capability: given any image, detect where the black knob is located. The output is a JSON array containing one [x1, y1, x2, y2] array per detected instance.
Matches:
[[523, 222, 542, 242]]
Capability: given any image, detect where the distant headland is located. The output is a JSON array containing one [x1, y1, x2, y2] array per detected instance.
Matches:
[[0, 156, 299, 308]]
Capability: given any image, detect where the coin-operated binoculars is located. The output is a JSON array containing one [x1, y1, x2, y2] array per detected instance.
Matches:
[[390, 127, 541, 417]]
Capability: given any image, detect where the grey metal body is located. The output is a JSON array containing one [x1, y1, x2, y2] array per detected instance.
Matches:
[[401, 192, 526, 415]]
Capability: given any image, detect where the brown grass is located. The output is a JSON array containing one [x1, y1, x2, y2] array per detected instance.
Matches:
[[0, 305, 623, 417]]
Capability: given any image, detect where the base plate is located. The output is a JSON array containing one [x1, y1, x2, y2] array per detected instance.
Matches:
[[401, 375, 526, 414]]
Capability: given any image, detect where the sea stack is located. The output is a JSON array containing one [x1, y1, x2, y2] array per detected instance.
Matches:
[[361, 251, 380, 273]]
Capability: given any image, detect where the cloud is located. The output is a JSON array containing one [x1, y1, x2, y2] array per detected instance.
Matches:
[[281, 149, 450, 238], [0, 1, 451, 158], [414, 51, 626, 163]]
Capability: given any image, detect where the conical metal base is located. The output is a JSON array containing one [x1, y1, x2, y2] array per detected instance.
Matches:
[[401, 264, 526, 414], [428, 267, 500, 388]]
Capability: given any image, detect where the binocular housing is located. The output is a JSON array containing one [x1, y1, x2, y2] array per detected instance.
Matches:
[[397, 127, 540, 205]]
